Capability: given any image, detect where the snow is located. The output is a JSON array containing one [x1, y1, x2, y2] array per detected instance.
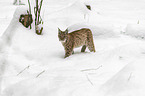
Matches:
[[125, 23, 145, 39], [100, 58, 145, 96], [1, 0, 145, 96]]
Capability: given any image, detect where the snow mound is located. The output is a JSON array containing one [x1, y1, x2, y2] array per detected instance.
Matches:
[[68, 23, 119, 38], [1, 6, 29, 45], [44, 0, 90, 30], [2, 67, 91, 96], [100, 59, 145, 96], [125, 24, 145, 39], [2, 0, 145, 96]]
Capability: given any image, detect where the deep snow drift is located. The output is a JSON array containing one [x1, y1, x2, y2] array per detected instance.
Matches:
[[1, 0, 145, 96]]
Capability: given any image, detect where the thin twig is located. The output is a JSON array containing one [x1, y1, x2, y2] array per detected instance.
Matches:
[[36, 70, 45, 78], [17, 66, 30, 76], [128, 72, 133, 82], [28, 0, 32, 29], [85, 74, 93, 86], [36, 0, 39, 25], [38, 0, 43, 24], [28, 0, 31, 14], [81, 65, 102, 72], [34, 0, 43, 35]]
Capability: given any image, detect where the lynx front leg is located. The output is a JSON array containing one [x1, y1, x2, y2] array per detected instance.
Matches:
[[81, 45, 86, 52], [64, 45, 74, 58], [64, 49, 73, 58]]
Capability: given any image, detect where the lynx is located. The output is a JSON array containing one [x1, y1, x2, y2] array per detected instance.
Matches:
[[58, 28, 96, 58]]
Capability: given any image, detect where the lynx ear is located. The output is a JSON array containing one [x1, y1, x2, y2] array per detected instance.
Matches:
[[58, 27, 61, 31], [58, 28, 61, 34], [65, 28, 68, 34]]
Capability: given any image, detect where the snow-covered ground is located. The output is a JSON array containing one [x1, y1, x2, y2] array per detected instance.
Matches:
[[1, 0, 145, 96]]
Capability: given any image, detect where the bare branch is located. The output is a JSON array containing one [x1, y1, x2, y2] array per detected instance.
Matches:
[[34, 0, 44, 35], [128, 72, 133, 82], [81, 65, 102, 72], [28, 0, 31, 14], [38, 0, 43, 24], [17, 66, 30, 76], [36, 70, 45, 78], [85, 74, 93, 86]]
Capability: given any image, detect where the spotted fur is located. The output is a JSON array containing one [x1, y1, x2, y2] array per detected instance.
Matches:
[[58, 28, 96, 58]]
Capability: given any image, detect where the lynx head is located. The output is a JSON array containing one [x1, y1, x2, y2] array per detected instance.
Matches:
[[58, 28, 68, 42]]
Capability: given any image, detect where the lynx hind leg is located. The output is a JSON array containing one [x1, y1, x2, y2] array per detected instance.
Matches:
[[72, 51, 74, 54], [87, 41, 96, 52], [88, 44, 96, 52], [81, 45, 87, 52], [87, 30, 96, 52]]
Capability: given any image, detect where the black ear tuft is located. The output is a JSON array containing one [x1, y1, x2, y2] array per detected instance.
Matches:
[[58, 27, 60, 31], [58, 28, 61, 34]]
